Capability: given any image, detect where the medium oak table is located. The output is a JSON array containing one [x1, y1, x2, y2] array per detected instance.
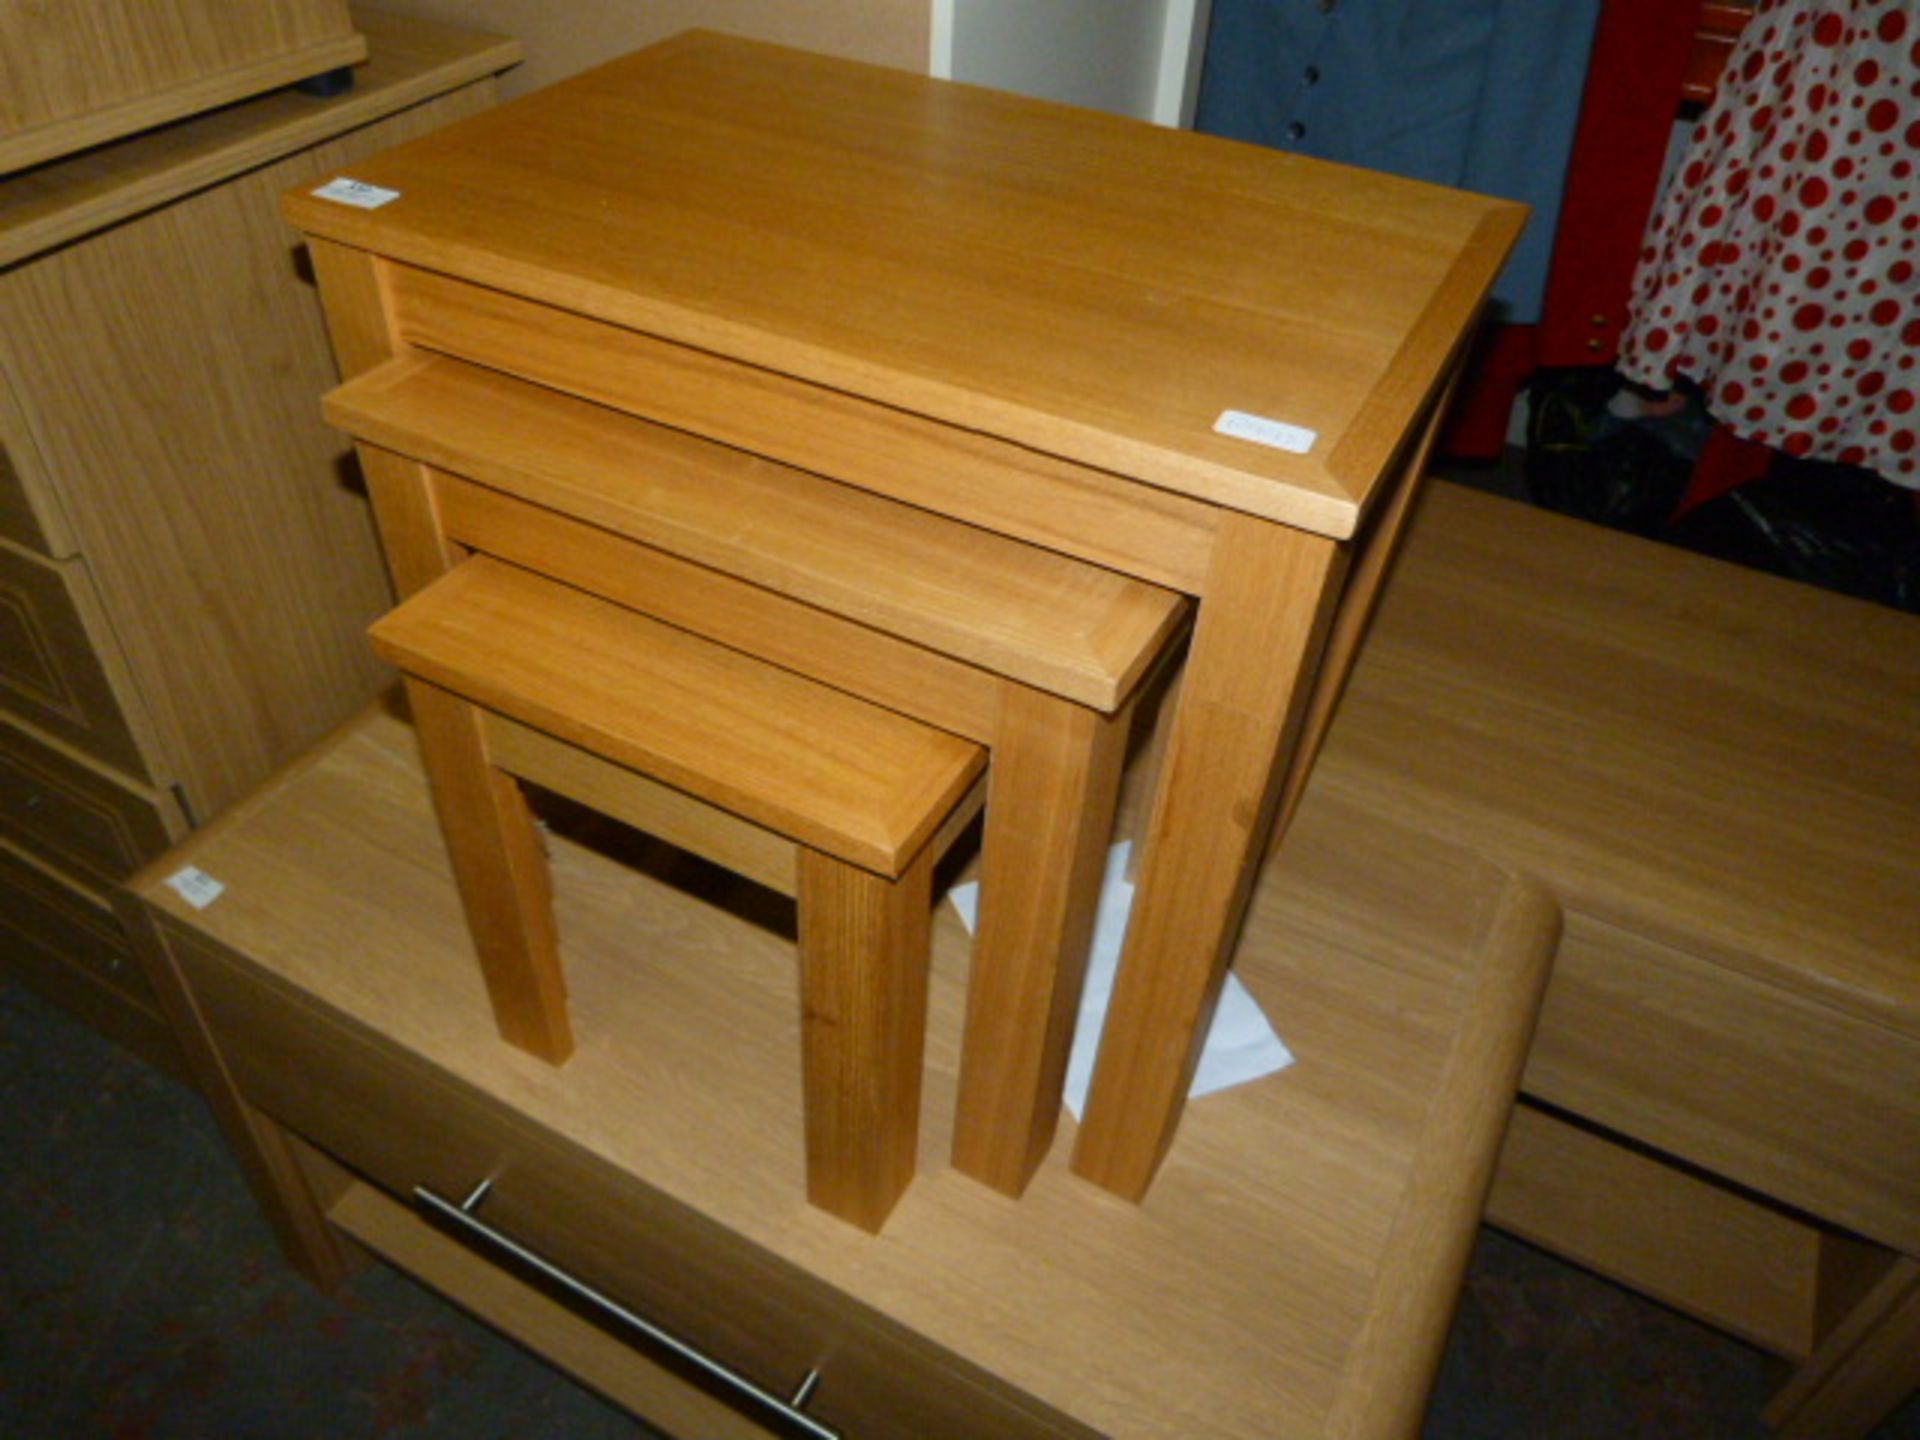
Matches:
[[283, 32, 1523, 1199]]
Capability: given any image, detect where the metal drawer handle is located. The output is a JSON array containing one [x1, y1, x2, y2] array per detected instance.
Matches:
[[416, 1180, 842, 1440]]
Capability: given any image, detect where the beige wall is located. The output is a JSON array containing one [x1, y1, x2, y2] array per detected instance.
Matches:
[[371, 0, 931, 97]]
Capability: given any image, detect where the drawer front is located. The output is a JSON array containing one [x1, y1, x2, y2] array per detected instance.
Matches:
[[0, 840, 180, 1071], [0, 716, 181, 887], [0, 540, 151, 777], [170, 922, 1084, 1440], [1524, 912, 1920, 1258]]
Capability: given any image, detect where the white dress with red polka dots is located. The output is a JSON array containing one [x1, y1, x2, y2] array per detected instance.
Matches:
[[1617, 0, 1920, 488]]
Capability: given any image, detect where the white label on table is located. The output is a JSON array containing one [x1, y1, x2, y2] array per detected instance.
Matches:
[[164, 865, 226, 911], [1214, 409, 1317, 454], [311, 177, 402, 210]]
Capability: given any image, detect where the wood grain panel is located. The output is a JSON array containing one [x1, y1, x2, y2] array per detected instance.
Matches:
[[0, 15, 520, 267], [281, 33, 1522, 531], [371, 558, 986, 877], [1324, 479, 1920, 1038], [173, 906, 1086, 1440], [390, 267, 1220, 592], [484, 713, 798, 899], [437, 476, 999, 744], [0, 715, 185, 888], [0, 0, 365, 173], [0, 82, 499, 817], [1488, 1103, 1826, 1359], [327, 354, 1187, 709], [1524, 913, 1920, 1258]]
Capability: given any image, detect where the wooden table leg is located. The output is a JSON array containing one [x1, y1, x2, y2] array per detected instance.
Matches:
[[116, 893, 360, 1291], [1071, 512, 1344, 1199], [402, 676, 572, 1063], [952, 684, 1132, 1196], [323, 260, 571, 1067], [356, 444, 464, 598], [1270, 378, 1453, 847], [797, 844, 934, 1233], [1767, 1255, 1920, 1440]]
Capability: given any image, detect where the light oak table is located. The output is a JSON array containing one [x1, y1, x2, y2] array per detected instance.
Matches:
[[369, 553, 992, 1231], [123, 703, 1555, 1440], [1323, 482, 1920, 1439], [0, 11, 518, 1077], [282, 31, 1524, 1200]]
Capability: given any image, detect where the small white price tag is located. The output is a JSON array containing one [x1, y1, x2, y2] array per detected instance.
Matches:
[[1214, 409, 1318, 455], [311, 177, 402, 210], [164, 865, 226, 911]]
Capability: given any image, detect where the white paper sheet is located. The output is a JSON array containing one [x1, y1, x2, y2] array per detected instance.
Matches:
[[947, 841, 1293, 1119]]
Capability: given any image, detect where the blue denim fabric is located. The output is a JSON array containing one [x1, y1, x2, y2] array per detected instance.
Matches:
[[1194, 0, 1602, 321]]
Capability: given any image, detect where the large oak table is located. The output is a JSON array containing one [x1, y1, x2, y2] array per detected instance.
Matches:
[[283, 32, 1523, 1198]]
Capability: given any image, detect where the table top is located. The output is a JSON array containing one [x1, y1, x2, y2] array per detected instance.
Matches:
[[281, 30, 1524, 539]]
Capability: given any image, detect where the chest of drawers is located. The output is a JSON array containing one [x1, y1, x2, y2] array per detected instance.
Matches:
[[0, 12, 520, 1073], [0, 0, 366, 173]]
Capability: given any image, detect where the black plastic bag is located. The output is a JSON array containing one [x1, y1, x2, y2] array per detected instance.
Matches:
[[1522, 368, 1692, 538], [1670, 460, 1920, 614]]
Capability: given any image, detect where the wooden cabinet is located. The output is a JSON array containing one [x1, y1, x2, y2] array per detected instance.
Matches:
[[1319, 481, 1920, 1437], [0, 0, 367, 173], [0, 12, 521, 1072]]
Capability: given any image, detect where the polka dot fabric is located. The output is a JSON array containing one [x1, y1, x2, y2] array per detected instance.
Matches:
[[1617, 0, 1920, 488]]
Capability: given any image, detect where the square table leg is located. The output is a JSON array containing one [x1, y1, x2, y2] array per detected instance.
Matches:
[[952, 683, 1134, 1195], [1071, 366, 1458, 1200], [1071, 511, 1345, 1199], [401, 676, 572, 1063], [1767, 1256, 1920, 1440], [797, 844, 936, 1233]]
